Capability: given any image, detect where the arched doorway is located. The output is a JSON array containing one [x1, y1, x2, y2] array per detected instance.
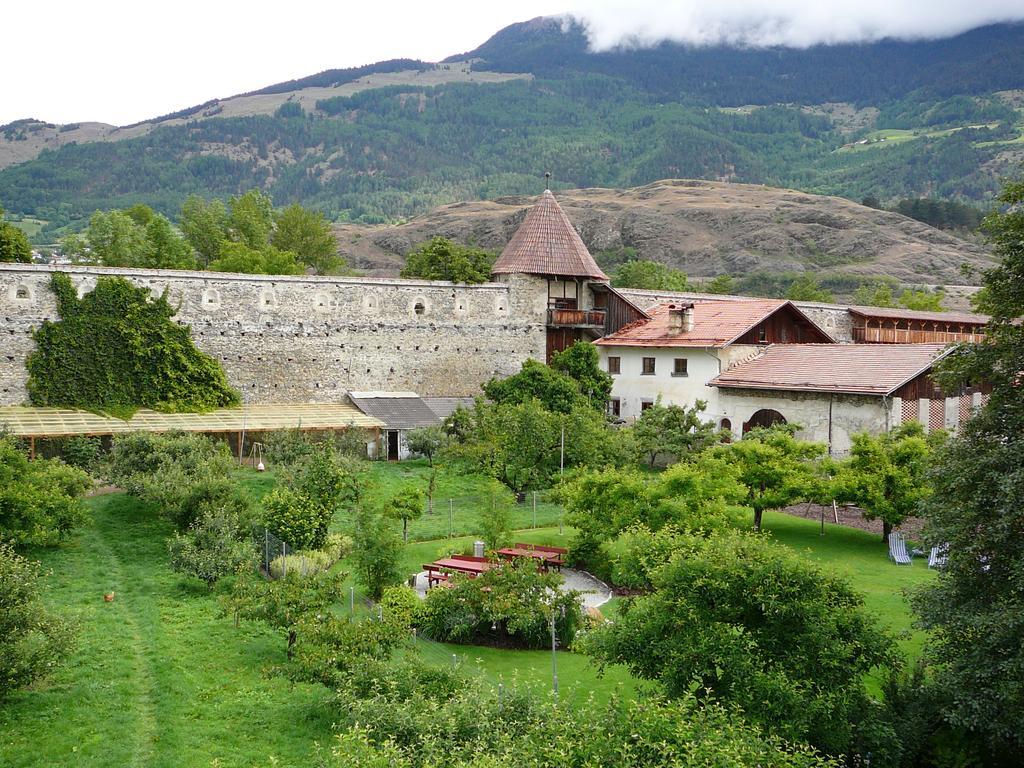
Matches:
[[742, 409, 786, 434], [719, 418, 733, 443]]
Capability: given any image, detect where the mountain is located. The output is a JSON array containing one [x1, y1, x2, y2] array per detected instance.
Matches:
[[332, 179, 990, 305], [1, 18, 1023, 240]]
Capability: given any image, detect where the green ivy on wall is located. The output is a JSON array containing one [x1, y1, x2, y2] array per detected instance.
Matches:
[[27, 273, 240, 416]]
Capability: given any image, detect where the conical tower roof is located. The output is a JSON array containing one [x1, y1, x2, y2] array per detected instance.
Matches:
[[491, 190, 609, 280]]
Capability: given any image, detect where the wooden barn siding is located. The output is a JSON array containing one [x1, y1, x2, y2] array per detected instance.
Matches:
[[734, 307, 832, 345], [853, 318, 985, 344]]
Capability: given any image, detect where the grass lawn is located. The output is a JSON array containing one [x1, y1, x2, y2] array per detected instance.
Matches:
[[1, 461, 938, 767], [0, 494, 334, 768], [761, 511, 936, 660]]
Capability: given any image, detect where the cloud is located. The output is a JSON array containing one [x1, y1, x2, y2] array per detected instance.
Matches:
[[563, 0, 1024, 50]]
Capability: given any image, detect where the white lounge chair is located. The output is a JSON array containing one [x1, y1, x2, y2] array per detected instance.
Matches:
[[888, 532, 912, 565], [928, 544, 948, 569]]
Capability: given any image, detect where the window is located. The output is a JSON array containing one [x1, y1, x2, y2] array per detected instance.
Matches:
[[607, 356, 621, 375], [672, 358, 688, 377], [640, 400, 654, 411], [608, 398, 621, 418], [758, 324, 767, 343], [15, 286, 30, 299], [414, 300, 426, 315], [641, 357, 656, 375]]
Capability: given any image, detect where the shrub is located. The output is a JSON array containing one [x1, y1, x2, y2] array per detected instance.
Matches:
[[269, 550, 334, 579], [322, 533, 353, 561], [167, 507, 256, 587], [0, 542, 75, 699], [262, 487, 331, 550], [0, 436, 91, 548], [419, 561, 581, 649], [59, 436, 103, 471], [379, 585, 423, 630]]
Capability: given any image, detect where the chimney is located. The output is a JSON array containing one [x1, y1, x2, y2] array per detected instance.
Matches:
[[668, 303, 695, 334]]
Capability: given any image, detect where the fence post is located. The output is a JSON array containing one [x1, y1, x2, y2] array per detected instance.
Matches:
[[264, 529, 269, 573], [378, 605, 383, 623], [559, 509, 563, 536], [350, 585, 355, 615], [448, 499, 453, 538], [282, 542, 287, 577], [452, 653, 458, 669], [532, 491, 537, 529], [498, 682, 504, 711]]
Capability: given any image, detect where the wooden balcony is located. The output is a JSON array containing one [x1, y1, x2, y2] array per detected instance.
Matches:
[[547, 308, 606, 328]]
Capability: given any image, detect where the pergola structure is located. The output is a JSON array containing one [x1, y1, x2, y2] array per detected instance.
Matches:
[[0, 403, 384, 459]]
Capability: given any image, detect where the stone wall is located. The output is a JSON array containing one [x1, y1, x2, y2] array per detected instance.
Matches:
[[0, 265, 548, 406]]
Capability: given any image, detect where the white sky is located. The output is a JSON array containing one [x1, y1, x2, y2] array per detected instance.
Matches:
[[3, 0, 1023, 126]]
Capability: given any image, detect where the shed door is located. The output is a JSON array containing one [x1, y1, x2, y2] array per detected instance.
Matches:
[[387, 430, 400, 461]]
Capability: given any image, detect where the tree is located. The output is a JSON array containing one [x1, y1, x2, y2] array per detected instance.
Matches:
[[832, 423, 940, 542], [0, 435, 91, 548], [167, 507, 256, 587], [550, 341, 612, 412], [0, 542, 75, 700], [583, 532, 898, 761], [227, 189, 274, 250], [702, 274, 736, 294], [898, 287, 944, 311], [711, 426, 826, 531], [632, 397, 717, 466], [179, 195, 228, 266], [351, 506, 403, 600], [406, 425, 449, 512], [909, 177, 1024, 758], [477, 483, 514, 551], [271, 203, 342, 274], [785, 273, 834, 302], [208, 241, 303, 275], [384, 486, 424, 543], [483, 359, 587, 414], [611, 260, 688, 291], [225, 568, 346, 659], [61, 208, 194, 269], [852, 280, 897, 307], [400, 236, 495, 283], [263, 487, 333, 551], [141, 214, 195, 269], [0, 205, 32, 263]]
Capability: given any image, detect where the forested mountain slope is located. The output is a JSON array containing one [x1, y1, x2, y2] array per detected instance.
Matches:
[[1, 18, 1022, 236]]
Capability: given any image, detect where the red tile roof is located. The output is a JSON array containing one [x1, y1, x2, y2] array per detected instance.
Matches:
[[710, 343, 951, 396], [848, 306, 989, 325], [491, 190, 609, 280], [595, 299, 830, 348]]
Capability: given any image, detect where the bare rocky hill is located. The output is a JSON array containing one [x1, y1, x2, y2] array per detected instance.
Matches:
[[333, 179, 992, 289]]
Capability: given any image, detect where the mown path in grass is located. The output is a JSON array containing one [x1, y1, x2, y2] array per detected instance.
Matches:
[[0, 494, 334, 768]]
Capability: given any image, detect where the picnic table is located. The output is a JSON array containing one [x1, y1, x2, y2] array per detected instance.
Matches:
[[496, 543, 568, 571], [423, 555, 495, 587]]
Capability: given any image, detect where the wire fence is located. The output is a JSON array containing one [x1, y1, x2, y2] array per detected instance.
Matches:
[[256, 526, 290, 576]]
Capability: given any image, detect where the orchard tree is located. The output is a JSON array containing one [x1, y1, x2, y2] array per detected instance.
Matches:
[[400, 236, 495, 283], [712, 426, 826, 531], [633, 397, 716, 466], [227, 189, 274, 250], [832, 422, 940, 542], [406, 425, 449, 512], [384, 486, 424, 542], [583, 532, 899, 761], [0, 542, 75, 700], [910, 176, 1024, 758], [351, 506, 403, 599]]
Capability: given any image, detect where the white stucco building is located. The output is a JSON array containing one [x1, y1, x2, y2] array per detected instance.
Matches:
[[595, 299, 832, 428]]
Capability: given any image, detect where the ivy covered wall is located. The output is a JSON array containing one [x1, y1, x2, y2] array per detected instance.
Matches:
[[26, 273, 239, 414]]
